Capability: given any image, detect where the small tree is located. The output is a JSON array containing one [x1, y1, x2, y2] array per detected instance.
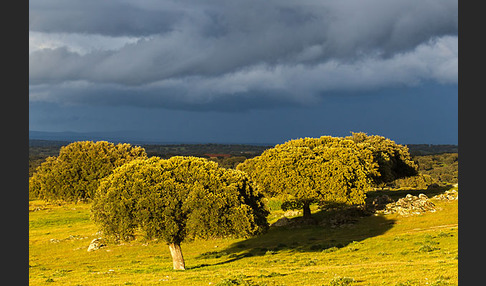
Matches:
[[237, 136, 378, 219], [29, 141, 147, 202], [91, 156, 269, 270]]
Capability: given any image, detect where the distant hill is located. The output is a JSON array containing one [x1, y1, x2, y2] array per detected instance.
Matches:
[[29, 139, 71, 147], [29, 131, 457, 156], [28, 130, 276, 146], [29, 130, 141, 144]]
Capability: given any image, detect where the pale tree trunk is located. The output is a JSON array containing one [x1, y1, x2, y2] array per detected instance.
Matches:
[[168, 243, 185, 270]]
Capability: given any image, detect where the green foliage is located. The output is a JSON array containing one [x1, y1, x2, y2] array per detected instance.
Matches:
[[407, 144, 457, 156], [281, 200, 308, 212], [29, 141, 70, 185], [418, 244, 440, 253], [346, 132, 418, 187], [29, 141, 147, 202], [141, 143, 271, 159], [29, 154, 50, 178], [91, 156, 269, 245], [237, 136, 378, 215], [413, 153, 458, 185], [216, 275, 260, 286], [328, 276, 355, 286], [391, 174, 435, 189], [209, 156, 248, 169]]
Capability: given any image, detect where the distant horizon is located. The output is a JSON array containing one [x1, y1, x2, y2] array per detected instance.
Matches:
[[29, 129, 458, 146], [28, 130, 279, 146]]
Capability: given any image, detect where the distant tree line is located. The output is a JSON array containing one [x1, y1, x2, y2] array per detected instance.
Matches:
[[407, 144, 458, 156], [413, 153, 458, 185], [383, 152, 458, 189], [142, 143, 272, 159]]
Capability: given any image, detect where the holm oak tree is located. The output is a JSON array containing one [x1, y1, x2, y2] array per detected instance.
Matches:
[[29, 141, 147, 202], [91, 156, 269, 270], [237, 136, 378, 219]]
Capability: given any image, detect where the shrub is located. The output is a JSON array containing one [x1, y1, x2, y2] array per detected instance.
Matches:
[[328, 276, 355, 286], [391, 174, 434, 189], [418, 244, 440, 252], [322, 246, 339, 253], [437, 231, 452, 238], [216, 275, 258, 286]]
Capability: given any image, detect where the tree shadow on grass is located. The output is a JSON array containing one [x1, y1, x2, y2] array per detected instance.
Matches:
[[193, 208, 396, 267], [192, 185, 455, 268], [186, 256, 244, 270]]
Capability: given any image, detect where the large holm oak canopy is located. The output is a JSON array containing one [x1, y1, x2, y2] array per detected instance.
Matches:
[[237, 134, 417, 218], [91, 156, 269, 270]]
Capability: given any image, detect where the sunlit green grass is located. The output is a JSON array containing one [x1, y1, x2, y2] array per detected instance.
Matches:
[[29, 190, 458, 286]]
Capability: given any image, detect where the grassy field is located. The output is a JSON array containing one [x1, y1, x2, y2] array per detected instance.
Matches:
[[29, 188, 458, 286]]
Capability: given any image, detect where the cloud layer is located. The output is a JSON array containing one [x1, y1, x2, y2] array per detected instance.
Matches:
[[29, 0, 458, 110]]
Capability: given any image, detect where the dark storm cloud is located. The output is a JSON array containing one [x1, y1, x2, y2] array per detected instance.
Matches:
[[29, 79, 300, 112], [29, 0, 458, 110], [29, 0, 182, 36]]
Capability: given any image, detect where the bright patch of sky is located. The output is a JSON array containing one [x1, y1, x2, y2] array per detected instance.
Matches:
[[29, 31, 142, 55]]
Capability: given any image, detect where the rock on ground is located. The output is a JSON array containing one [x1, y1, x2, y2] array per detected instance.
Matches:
[[87, 238, 105, 252], [377, 193, 436, 216], [272, 217, 291, 227], [432, 190, 458, 201]]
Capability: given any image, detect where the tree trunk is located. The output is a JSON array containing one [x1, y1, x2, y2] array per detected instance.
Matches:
[[302, 202, 312, 219], [168, 243, 185, 270]]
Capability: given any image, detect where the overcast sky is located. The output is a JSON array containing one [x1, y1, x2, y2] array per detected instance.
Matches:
[[29, 0, 458, 144]]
